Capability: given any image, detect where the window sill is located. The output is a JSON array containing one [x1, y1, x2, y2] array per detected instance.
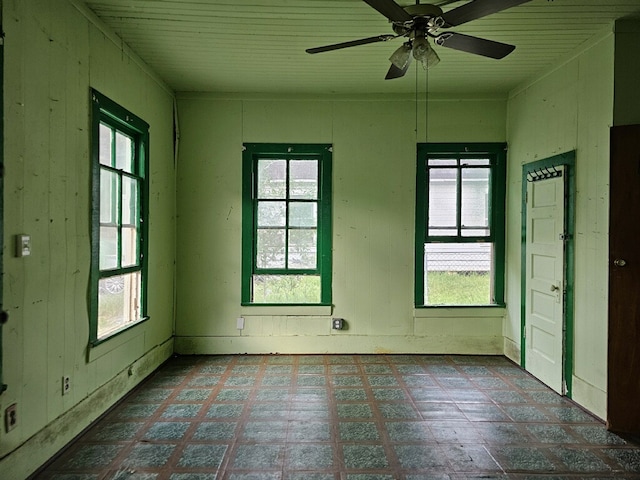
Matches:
[[414, 306, 506, 318], [240, 304, 332, 316], [87, 317, 149, 362]]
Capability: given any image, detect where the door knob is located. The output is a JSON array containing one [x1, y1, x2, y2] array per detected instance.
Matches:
[[550, 284, 560, 292], [614, 259, 627, 267]]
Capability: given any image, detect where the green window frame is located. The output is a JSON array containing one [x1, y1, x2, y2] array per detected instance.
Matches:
[[415, 143, 506, 307], [89, 89, 149, 345], [242, 143, 332, 305]]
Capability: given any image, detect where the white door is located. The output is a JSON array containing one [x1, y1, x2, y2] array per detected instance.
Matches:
[[525, 168, 565, 394]]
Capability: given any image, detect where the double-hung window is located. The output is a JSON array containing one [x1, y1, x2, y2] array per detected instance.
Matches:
[[415, 143, 506, 306], [90, 89, 149, 344], [242, 143, 332, 305]]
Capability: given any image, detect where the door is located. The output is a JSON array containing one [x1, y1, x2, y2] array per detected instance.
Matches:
[[608, 124, 640, 433], [525, 167, 566, 394]]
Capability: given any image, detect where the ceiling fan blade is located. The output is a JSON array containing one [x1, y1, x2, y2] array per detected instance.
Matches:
[[362, 0, 413, 23], [306, 34, 396, 54], [435, 32, 515, 59], [385, 55, 412, 79], [441, 0, 531, 27]]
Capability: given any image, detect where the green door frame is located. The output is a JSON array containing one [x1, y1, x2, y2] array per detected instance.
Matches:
[[520, 151, 576, 397]]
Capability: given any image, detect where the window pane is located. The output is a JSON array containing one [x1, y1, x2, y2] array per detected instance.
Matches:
[[257, 201, 286, 227], [122, 176, 138, 226], [256, 229, 286, 269], [100, 226, 119, 270], [461, 158, 490, 166], [122, 226, 138, 267], [289, 202, 317, 227], [288, 229, 317, 269], [257, 159, 286, 199], [428, 168, 457, 234], [99, 123, 113, 166], [428, 158, 456, 166], [252, 275, 321, 303], [461, 167, 490, 231], [290, 160, 318, 199], [98, 271, 142, 339], [115, 131, 134, 173], [424, 242, 492, 305], [100, 169, 119, 224]]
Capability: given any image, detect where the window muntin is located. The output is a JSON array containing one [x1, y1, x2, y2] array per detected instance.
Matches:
[[242, 144, 332, 305], [90, 90, 149, 344], [416, 144, 506, 307]]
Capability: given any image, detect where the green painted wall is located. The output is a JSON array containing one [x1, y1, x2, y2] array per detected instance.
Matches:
[[505, 31, 615, 419], [0, 1, 176, 477], [175, 92, 507, 355]]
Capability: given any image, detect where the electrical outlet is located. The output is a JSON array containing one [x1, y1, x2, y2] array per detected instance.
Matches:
[[62, 375, 71, 395], [236, 317, 245, 330], [5, 403, 17, 432]]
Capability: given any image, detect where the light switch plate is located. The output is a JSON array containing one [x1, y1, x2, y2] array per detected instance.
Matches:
[[15, 234, 31, 257]]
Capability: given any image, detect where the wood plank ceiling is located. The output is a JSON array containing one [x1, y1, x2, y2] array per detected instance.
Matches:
[[82, 0, 640, 95]]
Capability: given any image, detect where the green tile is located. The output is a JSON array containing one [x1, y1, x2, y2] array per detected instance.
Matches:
[[448, 389, 490, 403], [445, 444, 500, 471], [334, 388, 367, 401], [177, 444, 227, 468], [50, 475, 100, 480], [132, 388, 173, 402], [287, 474, 334, 480], [363, 364, 392, 374], [287, 444, 333, 469], [367, 375, 398, 387], [402, 375, 437, 387], [477, 423, 529, 444], [431, 423, 482, 443], [198, 365, 227, 374], [298, 355, 325, 365], [604, 448, 640, 472], [112, 473, 158, 480], [503, 405, 550, 422], [243, 421, 288, 441], [486, 390, 528, 404], [296, 375, 326, 387], [396, 365, 427, 374], [290, 403, 329, 420], [250, 403, 289, 418], [228, 474, 281, 480], [409, 388, 450, 402], [225, 376, 256, 387], [162, 404, 202, 418], [513, 377, 546, 390], [256, 388, 289, 401], [233, 365, 261, 374], [262, 375, 292, 386], [329, 355, 355, 364], [149, 375, 185, 387], [91, 422, 144, 441], [495, 446, 555, 471], [373, 388, 407, 401], [217, 388, 251, 401], [527, 390, 566, 404], [345, 475, 395, 480], [176, 388, 212, 401], [427, 365, 460, 375], [170, 474, 217, 480], [378, 403, 419, 419], [288, 421, 331, 441], [460, 366, 493, 376], [266, 365, 293, 374], [394, 444, 448, 469], [206, 404, 244, 418], [292, 388, 327, 402], [267, 355, 294, 364], [144, 422, 191, 440], [63, 444, 123, 469], [236, 356, 262, 364], [123, 443, 176, 468], [358, 355, 386, 364], [188, 376, 221, 387], [343, 445, 389, 469], [437, 377, 473, 388], [337, 403, 373, 418], [385, 421, 432, 442], [117, 404, 160, 419], [330, 365, 358, 374], [298, 365, 325, 374], [495, 366, 528, 377], [458, 403, 509, 421], [526, 425, 575, 444], [572, 425, 626, 445], [417, 403, 465, 420], [472, 377, 510, 389], [232, 444, 284, 469], [549, 406, 595, 422], [553, 447, 611, 472], [339, 421, 380, 441], [193, 421, 237, 440]]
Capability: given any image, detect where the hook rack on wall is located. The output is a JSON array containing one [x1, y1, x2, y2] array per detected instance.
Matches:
[[526, 165, 563, 183]]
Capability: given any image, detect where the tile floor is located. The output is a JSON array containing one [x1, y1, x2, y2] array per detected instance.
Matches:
[[34, 354, 640, 479]]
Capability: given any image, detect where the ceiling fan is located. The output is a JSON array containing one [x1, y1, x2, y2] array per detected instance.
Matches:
[[306, 0, 532, 79]]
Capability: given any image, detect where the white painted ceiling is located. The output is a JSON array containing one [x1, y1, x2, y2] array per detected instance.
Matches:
[[82, 0, 640, 95]]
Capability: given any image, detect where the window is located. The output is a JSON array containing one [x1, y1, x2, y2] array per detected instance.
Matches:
[[415, 143, 506, 306], [242, 143, 332, 305], [90, 89, 149, 344]]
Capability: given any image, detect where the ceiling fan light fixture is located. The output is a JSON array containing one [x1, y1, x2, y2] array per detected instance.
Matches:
[[412, 36, 440, 69], [389, 42, 412, 69]]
